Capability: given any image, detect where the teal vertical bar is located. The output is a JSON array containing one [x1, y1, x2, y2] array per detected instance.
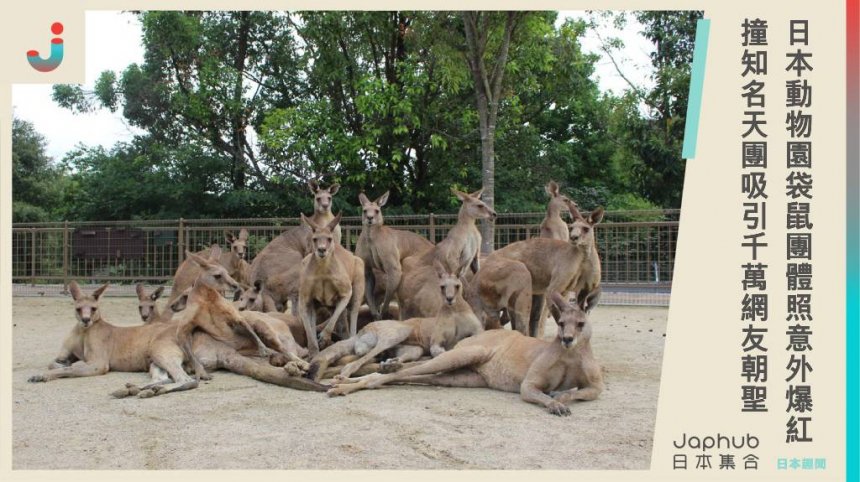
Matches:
[[682, 19, 711, 160]]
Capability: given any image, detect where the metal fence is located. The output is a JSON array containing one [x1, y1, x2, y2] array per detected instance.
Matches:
[[12, 210, 678, 305]]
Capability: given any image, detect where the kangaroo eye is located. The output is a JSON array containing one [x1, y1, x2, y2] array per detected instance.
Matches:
[[214, 274, 222, 279], [92, 307, 98, 312], [577, 322, 586, 328]]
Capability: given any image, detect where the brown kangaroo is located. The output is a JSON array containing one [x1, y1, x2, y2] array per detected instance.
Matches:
[[297, 212, 365, 357], [248, 181, 341, 312], [168, 246, 244, 306], [307, 259, 483, 382], [355, 191, 434, 320], [466, 255, 532, 334], [136, 284, 166, 323], [28, 282, 200, 398], [397, 188, 496, 319], [327, 292, 604, 416], [567, 204, 604, 312], [539, 181, 577, 241]]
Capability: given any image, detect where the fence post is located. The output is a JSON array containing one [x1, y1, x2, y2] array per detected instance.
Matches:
[[62, 221, 69, 292], [30, 228, 37, 285], [429, 213, 436, 243], [178, 218, 186, 265]]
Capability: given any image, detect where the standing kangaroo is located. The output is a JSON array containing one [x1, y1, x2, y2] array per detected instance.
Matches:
[[28, 282, 200, 398], [249, 181, 341, 312], [354, 191, 434, 320], [327, 292, 604, 416], [567, 204, 604, 312], [307, 260, 483, 382], [297, 212, 365, 357], [539, 181, 576, 241], [397, 187, 496, 319]]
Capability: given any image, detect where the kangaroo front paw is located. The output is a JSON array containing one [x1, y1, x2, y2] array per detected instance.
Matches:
[[430, 346, 446, 357], [546, 401, 571, 417], [379, 358, 402, 373], [27, 375, 47, 383], [284, 361, 306, 377]]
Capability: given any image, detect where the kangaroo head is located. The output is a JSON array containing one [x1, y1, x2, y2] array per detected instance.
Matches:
[[185, 246, 242, 293], [309, 180, 340, 214], [548, 292, 592, 350], [235, 280, 264, 311], [68, 281, 108, 329], [433, 259, 463, 306], [569, 205, 604, 248], [545, 181, 576, 215], [225, 228, 249, 260], [358, 191, 389, 227], [452, 187, 497, 220], [135, 284, 165, 323], [303, 212, 342, 259]]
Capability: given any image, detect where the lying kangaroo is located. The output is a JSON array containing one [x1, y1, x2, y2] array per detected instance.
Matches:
[[397, 188, 496, 318], [28, 282, 199, 398], [328, 292, 604, 416], [466, 255, 532, 334], [567, 204, 604, 312], [307, 260, 483, 382], [539, 180, 577, 241], [298, 212, 365, 357], [168, 246, 244, 306], [355, 191, 434, 320], [175, 282, 311, 379], [249, 181, 341, 312]]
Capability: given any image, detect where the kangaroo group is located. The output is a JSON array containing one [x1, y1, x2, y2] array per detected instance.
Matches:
[[29, 180, 605, 416]]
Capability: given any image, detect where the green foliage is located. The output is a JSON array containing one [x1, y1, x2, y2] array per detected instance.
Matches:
[[11, 118, 68, 222], [35, 11, 700, 222]]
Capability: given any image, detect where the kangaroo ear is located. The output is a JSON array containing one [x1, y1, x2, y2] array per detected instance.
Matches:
[[358, 193, 371, 206], [469, 188, 484, 199], [568, 200, 585, 221], [588, 206, 605, 225], [549, 291, 570, 314], [239, 228, 249, 241], [232, 289, 243, 302], [253, 279, 262, 292], [432, 259, 448, 279], [301, 213, 318, 232], [546, 181, 559, 197], [225, 231, 236, 244], [68, 281, 82, 301], [308, 179, 319, 194], [208, 244, 222, 261], [327, 183, 340, 195], [152, 286, 165, 300], [186, 250, 212, 268], [376, 191, 390, 207], [326, 212, 343, 232], [135, 283, 146, 299], [451, 187, 467, 202], [92, 283, 110, 301]]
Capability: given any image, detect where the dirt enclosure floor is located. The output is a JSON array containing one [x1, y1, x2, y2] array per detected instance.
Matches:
[[12, 296, 668, 470]]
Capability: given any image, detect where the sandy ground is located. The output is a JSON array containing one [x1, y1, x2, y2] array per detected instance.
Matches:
[[12, 297, 667, 470]]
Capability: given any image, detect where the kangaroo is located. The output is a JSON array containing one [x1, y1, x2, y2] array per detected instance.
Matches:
[[169, 246, 244, 306], [136, 284, 166, 323], [466, 255, 532, 334], [539, 181, 577, 241], [112, 283, 329, 398], [174, 282, 311, 379], [397, 188, 496, 319], [27, 282, 200, 398], [487, 226, 595, 337], [249, 181, 341, 312], [328, 292, 604, 416], [355, 191, 434, 320], [297, 212, 365, 357], [567, 204, 604, 312], [307, 260, 483, 382]]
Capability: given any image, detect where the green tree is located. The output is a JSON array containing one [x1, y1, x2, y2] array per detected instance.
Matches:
[[11, 117, 67, 222]]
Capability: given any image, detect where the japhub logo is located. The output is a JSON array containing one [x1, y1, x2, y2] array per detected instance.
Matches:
[[27, 22, 64, 72]]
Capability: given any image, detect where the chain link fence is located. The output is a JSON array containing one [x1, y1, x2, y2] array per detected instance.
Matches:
[[12, 210, 678, 306]]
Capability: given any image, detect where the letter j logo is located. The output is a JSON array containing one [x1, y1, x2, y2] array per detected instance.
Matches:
[[27, 22, 64, 72]]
